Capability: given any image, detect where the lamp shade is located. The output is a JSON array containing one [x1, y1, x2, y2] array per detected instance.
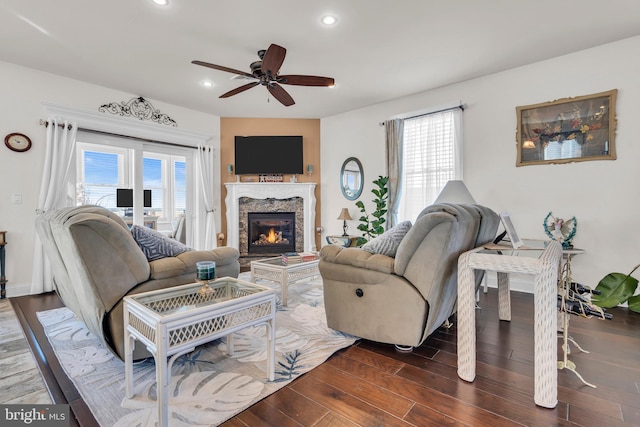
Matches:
[[434, 180, 476, 204], [337, 208, 352, 221]]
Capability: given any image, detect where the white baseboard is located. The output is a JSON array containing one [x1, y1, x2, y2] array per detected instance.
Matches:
[[3, 282, 32, 299], [483, 271, 534, 294]]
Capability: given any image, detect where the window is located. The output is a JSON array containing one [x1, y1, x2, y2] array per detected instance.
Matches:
[[544, 139, 582, 160], [77, 146, 127, 208], [142, 154, 186, 220], [75, 134, 190, 233], [398, 108, 462, 222]]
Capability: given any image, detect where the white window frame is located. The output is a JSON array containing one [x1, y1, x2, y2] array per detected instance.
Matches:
[[44, 101, 215, 249], [75, 133, 191, 233]]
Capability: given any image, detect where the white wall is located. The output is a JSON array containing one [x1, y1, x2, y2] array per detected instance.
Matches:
[[0, 60, 220, 297], [321, 36, 640, 293]]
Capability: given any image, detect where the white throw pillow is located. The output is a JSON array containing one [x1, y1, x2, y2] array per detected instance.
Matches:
[[361, 221, 412, 257]]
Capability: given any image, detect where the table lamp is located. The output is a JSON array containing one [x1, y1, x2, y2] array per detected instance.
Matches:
[[337, 208, 352, 236], [434, 180, 476, 204]]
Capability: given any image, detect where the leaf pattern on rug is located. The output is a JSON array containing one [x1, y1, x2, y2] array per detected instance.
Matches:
[[275, 349, 303, 381], [37, 307, 93, 341], [117, 371, 264, 426], [216, 326, 305, 363], [290, 303, 336, 337], [36, 274, 359, 426], [58, 346, 114, 377]]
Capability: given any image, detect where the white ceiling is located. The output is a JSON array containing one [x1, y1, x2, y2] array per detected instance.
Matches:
[[2, 1, 640, 119]]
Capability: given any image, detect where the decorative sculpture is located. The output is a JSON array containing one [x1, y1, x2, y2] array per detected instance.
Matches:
[[544, 211, 577, 249]]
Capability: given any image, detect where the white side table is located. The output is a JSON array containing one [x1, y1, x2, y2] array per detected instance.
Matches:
[[457, 240, 562, 408]]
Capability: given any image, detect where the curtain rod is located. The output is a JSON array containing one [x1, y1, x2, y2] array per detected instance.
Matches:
[[379, 104, 464, 126], [39, 119, 203, 150]]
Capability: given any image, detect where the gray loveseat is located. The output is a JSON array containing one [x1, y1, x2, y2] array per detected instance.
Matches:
[[36, 205, 240, 360], [319, 203, 499, 349]]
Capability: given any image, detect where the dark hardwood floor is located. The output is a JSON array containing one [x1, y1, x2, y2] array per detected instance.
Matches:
[[11, 287, 640, 426]]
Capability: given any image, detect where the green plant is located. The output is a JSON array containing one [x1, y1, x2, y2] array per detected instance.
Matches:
[[591, 264, 640, 313], [355, 176, 388, 245]]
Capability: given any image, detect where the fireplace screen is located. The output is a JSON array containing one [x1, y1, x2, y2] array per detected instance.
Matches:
[[247, 212, 296, 254]]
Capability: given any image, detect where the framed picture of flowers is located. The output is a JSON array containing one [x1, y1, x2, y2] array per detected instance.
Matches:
[[516, 89, 617, 166]]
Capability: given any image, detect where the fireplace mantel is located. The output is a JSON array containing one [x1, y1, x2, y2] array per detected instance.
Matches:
[[225, 182, 317, 253]]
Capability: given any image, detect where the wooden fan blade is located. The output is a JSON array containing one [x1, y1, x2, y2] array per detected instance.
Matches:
[[279, 75, 335, 87], [192, 60, 254, 78], [261, 44, 286, 76], [219, 82, 259, 98], [267, 83, 295, 106]]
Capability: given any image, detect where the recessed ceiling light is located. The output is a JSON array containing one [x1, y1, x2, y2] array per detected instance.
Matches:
[[152, 0, 169, 6], [201, 80, 213, 88], [321, 15, 337, 25]]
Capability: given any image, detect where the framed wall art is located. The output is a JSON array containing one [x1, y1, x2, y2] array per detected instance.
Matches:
[[516, 89, 617, 166]]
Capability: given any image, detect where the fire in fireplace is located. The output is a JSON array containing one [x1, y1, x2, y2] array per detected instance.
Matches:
[[248, 212, 296, 254]]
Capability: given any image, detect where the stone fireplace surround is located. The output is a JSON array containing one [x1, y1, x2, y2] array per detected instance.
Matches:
[[225, 182, 317, 254]]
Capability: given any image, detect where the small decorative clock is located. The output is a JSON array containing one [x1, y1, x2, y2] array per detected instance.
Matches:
[[4, 132, 32, 152]]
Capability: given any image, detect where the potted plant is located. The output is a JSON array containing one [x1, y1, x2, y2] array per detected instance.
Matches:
[[591, 264, 640, 313], [355, 176, 388, 245]]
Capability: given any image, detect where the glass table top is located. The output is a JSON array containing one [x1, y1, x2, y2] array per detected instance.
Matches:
[[129, 277, 272, 317]]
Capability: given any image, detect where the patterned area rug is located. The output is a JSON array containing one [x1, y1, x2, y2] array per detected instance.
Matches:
[[37, 273, 357, 426]]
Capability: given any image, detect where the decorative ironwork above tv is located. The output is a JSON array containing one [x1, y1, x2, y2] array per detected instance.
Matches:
[[234, 135, 304, 175]]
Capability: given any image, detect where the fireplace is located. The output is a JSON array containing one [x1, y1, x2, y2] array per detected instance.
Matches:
[[225, 182, 317, 254], [248, 212, 296, 254]]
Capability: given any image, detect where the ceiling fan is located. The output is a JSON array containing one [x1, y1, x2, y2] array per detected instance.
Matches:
[[192, 43, 334, 107]]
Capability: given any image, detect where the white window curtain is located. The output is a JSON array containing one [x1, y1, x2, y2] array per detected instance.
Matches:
[[196, 144, 217, 250], [398, 108, 463, 222], [385, 119, 404, 228], [30, 118, 78, 294]]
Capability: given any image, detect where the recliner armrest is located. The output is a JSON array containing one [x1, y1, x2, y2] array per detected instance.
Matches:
[[320, 245, 394, 274]]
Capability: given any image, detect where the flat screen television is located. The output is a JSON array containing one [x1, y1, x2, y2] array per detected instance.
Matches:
[[234, 135, 303, 175], [116, 189, 152, 207]]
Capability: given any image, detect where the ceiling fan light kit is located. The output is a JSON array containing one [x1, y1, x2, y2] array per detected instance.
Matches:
[[192, 43, 335, 107]]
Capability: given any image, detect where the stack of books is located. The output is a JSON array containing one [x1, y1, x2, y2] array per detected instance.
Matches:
[[281, 252, 302, 264], [300, 252, 318, 262]]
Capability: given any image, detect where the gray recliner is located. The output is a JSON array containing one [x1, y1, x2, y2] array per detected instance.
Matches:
[[319, 203, 499, 348], [36, 205, 240, 360]]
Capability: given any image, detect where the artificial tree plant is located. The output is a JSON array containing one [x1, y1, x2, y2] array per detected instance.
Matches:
[[355, 175, 388, 245]]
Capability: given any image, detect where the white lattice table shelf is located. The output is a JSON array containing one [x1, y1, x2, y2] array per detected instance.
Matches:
[[457, 240, 562, 408], [123, 277, 276, 427], [250, 255, 320, 306]]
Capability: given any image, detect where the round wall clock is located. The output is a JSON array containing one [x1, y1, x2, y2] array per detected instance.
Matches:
[[4, 133, 32, 152]]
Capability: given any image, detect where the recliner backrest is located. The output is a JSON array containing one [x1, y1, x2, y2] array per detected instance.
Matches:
[[394, 204, 479, 339], [37, 205, 151, 340]]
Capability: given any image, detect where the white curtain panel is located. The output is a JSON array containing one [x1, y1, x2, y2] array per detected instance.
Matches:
[[196, 144, 217, 250], [30, 118, 78, 294], [399, 108, 463, 222], [385, 118, 404, 228]]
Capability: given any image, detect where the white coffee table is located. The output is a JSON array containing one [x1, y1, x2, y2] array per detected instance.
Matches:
[[123, 277, 276, 427], [250, 255, 320, 306]]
